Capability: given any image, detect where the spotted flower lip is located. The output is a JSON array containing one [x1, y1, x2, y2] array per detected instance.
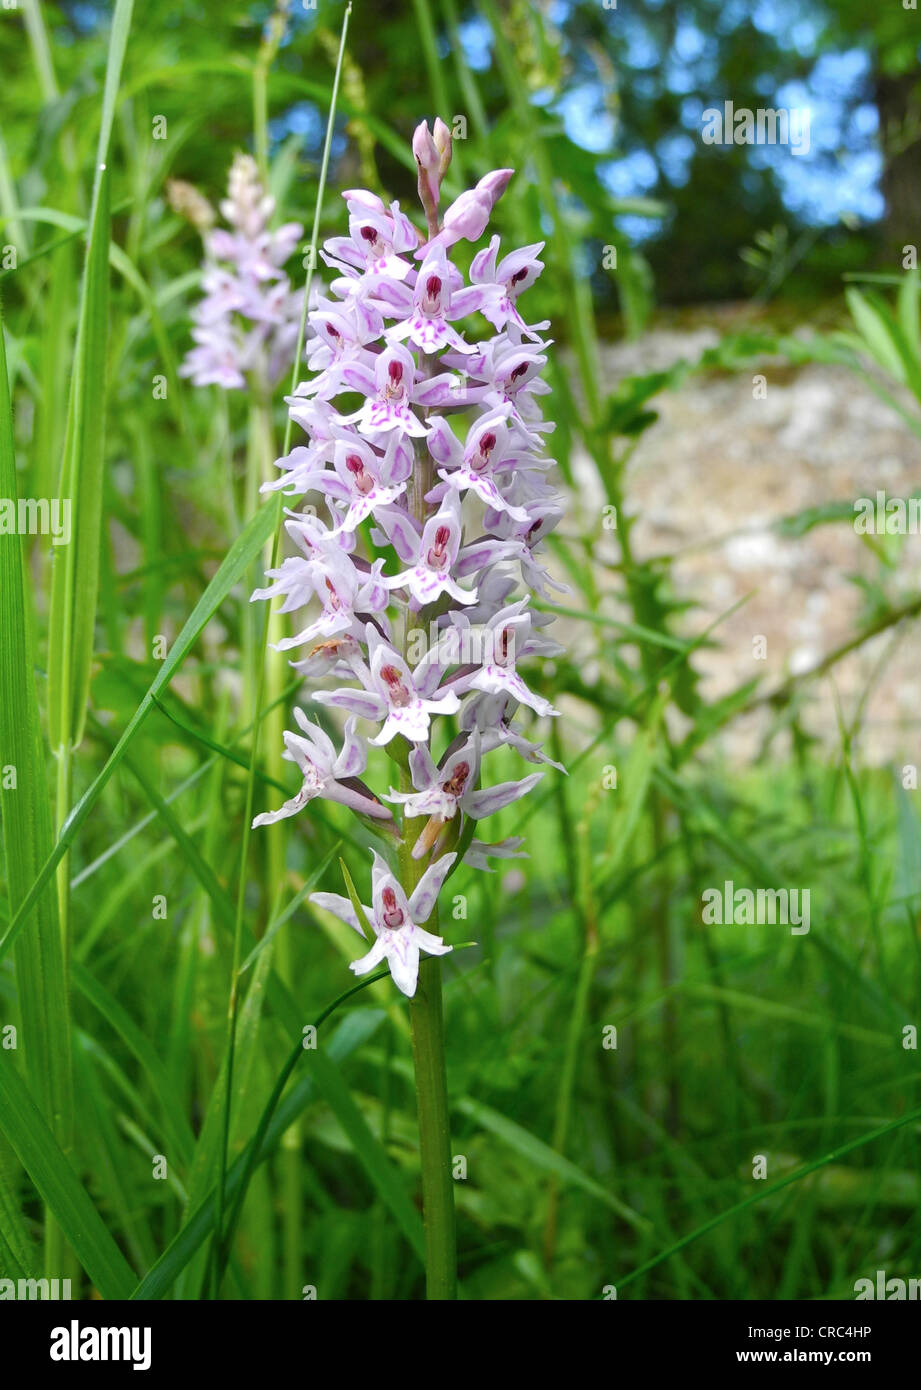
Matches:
[[337, 344, 430, 438], [310, 850, 456, 996], [312, 625, 461, 747], [249, 514, 353, 613], [470, 236, 550, 341], [256, 546, 389, 652], [425, 411, 530, 521], [452, 600, 560, 718], [380, 493, 478, 609], [384, 732, 544, 825], [387, 244, 485, 355], [323, 194, 419, 281], [302, 299, 382, 398], [253, 713, 392, 827], [325, 435, 413, 535], [479, 500, 571, 597]]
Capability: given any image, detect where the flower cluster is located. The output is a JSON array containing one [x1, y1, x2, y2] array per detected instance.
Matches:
[[179, 153, 306, 391], [253, 119, 566, 996]]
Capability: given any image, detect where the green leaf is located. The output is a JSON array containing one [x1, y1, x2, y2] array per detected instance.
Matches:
[[308, 1050, 426, 1261], [47, 0, 135, 747], [897, 271, 921, 367], [0, 304, 73, 1145], [845, 287, 903, 377], [0, 1138, 37, 1278], [71, 960, 196, 1167], [0, 1054, 136, 1298], [338, 856, 374, 939], [92, 0, 135, 175], [47, 166, 111, 752], [616, 1106, 921, 1294]]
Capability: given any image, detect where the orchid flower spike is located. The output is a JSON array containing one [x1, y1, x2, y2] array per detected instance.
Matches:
[[180, 152, 309, 390], [245, 119, 562, 998]]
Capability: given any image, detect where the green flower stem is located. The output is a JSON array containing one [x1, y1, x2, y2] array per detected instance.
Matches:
[[398, 816, 457, 1300], [249, 389, 304, 1297]]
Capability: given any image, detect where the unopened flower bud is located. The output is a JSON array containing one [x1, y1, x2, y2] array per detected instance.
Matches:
[[413, 119, 443, 232], [431, 168, 514, 252], [167, 178, 215, 232], [413, 120, 439, 173], [433, 117, 452, 177], [477, 169, 513, 203]]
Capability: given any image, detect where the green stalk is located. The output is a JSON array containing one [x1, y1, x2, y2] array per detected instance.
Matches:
[[409, 962, 456, 1297], [252, 2, 291, 184], [252, 390, 305, 1297], [244, 387, 302, 1295], [21, 0, 59, 102], [46, 749, 73, 1285], [399, 820, 457, 1300], [1, 304, 73, 1288], [42, 0, 135, 1277]]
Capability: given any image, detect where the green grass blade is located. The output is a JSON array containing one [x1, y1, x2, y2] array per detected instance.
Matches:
[[307, 1050, 426, 1261], [72, 1042, 157, 1274], [92, 0, 135, 178], [47, 166, 111, 753], [42, 0, 136, 744], [411, 0, 450, 120], [338, 856, 375, 938], [0, 1055, 136, 1298], [239, 842, 342, 975], [0, 308, 73, 1142], [845, 286, 908, 384], [0, 497, 278, 966], [898, 270, 921, 365]]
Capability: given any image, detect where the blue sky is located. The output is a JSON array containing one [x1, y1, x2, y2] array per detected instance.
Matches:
[[449, 5, 887, 240]]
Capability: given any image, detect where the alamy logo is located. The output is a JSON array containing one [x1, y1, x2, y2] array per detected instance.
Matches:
[[701, 880, 810, 934], [50, 1320, 152, 1372], [854, 1270, 921, 1299], [0, 1276, 72, 1299], [701, 101, 810, 156], [854, 491, 921, 534], [0, 496, 71, 545]]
